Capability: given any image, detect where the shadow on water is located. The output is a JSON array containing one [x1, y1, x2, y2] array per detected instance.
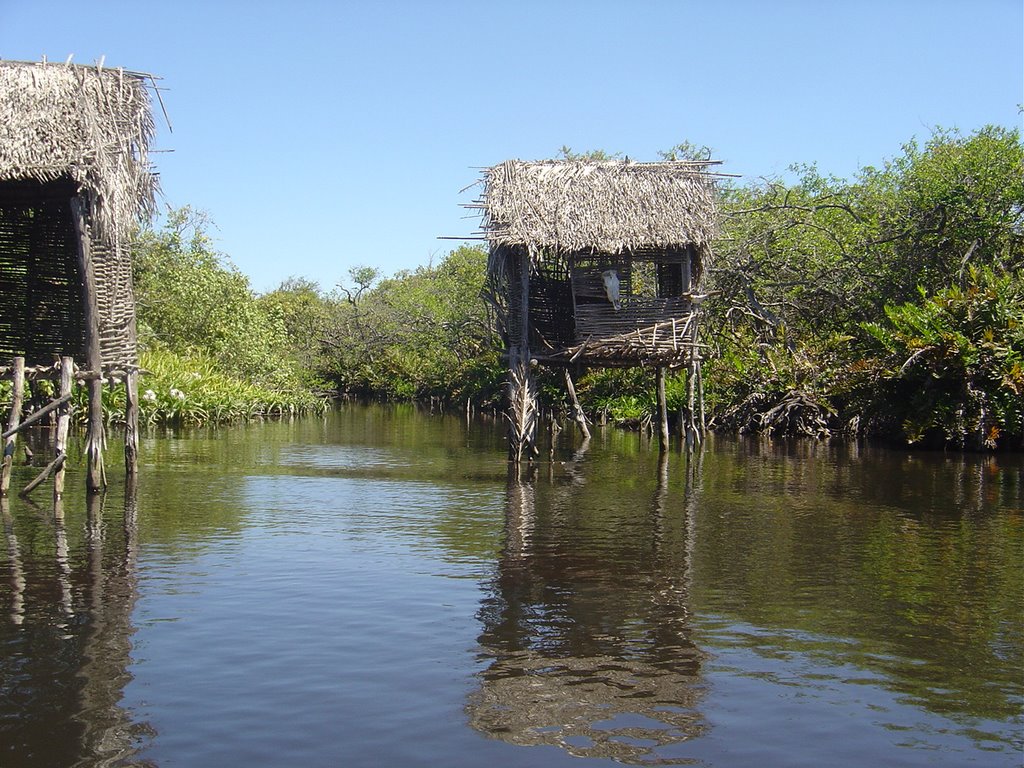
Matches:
[[468, 443, 709, 764], [0, 484, 155, 768]]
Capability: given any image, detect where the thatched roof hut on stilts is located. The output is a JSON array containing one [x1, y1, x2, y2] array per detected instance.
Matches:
[[0, 59, 160, 496], [473, 158, 721, 461]]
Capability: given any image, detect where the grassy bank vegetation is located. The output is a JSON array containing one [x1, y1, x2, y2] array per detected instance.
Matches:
[[127, 125, 1021, 448], [129, 208, 328, 424]]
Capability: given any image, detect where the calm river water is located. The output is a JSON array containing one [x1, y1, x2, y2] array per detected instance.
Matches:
[[1, 405, 1021, 767]]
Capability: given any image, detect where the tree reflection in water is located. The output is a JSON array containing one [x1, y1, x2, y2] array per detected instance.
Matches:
[[469, 446, 707, 764]]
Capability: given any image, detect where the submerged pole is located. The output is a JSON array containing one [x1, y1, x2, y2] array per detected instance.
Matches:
[[656, 366, 670, 452], [53, 357, 73, 499]]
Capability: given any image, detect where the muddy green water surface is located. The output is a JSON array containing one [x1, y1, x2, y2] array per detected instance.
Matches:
[[1, 405, 1021, 766]]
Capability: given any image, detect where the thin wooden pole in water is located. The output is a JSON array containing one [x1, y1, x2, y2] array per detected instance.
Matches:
[[508, 247, 538, 465], [53, 357, 73, 499], [70, 197, 106, 493], [656, 366, 670, 453], [1, 357, 25, 496], [563, 368, 591, 440], [124, 369, 139, 477]]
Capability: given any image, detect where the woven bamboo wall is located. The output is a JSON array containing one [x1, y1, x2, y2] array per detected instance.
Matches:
[[0, 179, 137, 368]]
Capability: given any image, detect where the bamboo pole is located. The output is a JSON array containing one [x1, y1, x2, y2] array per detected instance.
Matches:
[[70, 197, 106, 492], [54, 357, 73, 499], [656, 366, 670, 453], [1, 357, 25, 496]]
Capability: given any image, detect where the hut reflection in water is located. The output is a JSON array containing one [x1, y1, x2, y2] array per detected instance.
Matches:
[[0, 485, 150, 766], [468, 448, 706, 764]]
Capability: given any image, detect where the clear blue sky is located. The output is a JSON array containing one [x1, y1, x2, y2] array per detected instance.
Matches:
[[2, 0, 1021, 292]]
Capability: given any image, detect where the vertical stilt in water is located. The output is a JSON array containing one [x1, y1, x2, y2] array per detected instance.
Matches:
[[696, 354, 706, 433], [124, 369, 139, 477], [1, 357, 25, 496], [685, 356, 698, 452], [53, 357, 73, 500], [656, 366, 669, 453], [507, 352, 538, 465], [684, 306, 704, 452], [563, 368, 591, 440], [547, 410, 562, 461], [508, 245, 537, 466], [71, 197, 105, 492]]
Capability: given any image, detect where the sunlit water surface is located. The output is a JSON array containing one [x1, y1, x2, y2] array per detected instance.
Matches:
[[1, 405, 1021, 767]]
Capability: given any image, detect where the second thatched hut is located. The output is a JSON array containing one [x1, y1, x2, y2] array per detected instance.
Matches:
[[475, 158, 721, 460]]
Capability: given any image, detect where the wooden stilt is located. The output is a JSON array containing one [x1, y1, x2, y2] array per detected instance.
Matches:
[[656, 366, 670, 452], [685, 359, 697, 451], [696, 354, 706, 433], [548, 409, 563, 461], [508, 247, 538, 463], [508, 353, 538, 464], [125, 369, 139, 477], [563, 368, 591, 440], [53, 357, 73, 499], [1, 357, 25, 496], [70, 197, 106, 492]]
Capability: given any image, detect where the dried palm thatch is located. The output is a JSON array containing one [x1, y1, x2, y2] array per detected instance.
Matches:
[[478, 159, 719, 258], [478, 159, 722, 366], [0, 60, 158, 245], [467, 651, 704, 762], [0, 60, 159, 369]]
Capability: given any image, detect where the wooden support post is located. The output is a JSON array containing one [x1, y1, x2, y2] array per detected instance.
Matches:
[[508, 247, 537, 464], [563, 368, 591, 440], [656, 366, 670, 453], [125, 369, 139, 477], [696, 354, 706, 433], [508, 353, 538, 464], [547, 410, 562, 461], [1, 357, 25, 496], [54, 357, 73, 499], [70, 197, 106, 492]]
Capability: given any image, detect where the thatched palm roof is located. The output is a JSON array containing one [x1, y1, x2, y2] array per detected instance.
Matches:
[[0, 60, 157, 245], [479, 159, 720, 255]]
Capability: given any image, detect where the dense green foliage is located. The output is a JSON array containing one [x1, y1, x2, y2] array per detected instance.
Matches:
[[699, 125, 1023, 448], [263, 246, 506, 405], [130, 208, 326, 420], [118, 125, 1021, 448], [858, 266, 1023, 448]]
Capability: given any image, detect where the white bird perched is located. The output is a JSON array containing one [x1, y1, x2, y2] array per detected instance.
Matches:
[[602, 269, 621, 311]]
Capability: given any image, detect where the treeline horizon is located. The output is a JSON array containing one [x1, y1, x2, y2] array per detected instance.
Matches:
[[128, 124, 1023, 450]]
